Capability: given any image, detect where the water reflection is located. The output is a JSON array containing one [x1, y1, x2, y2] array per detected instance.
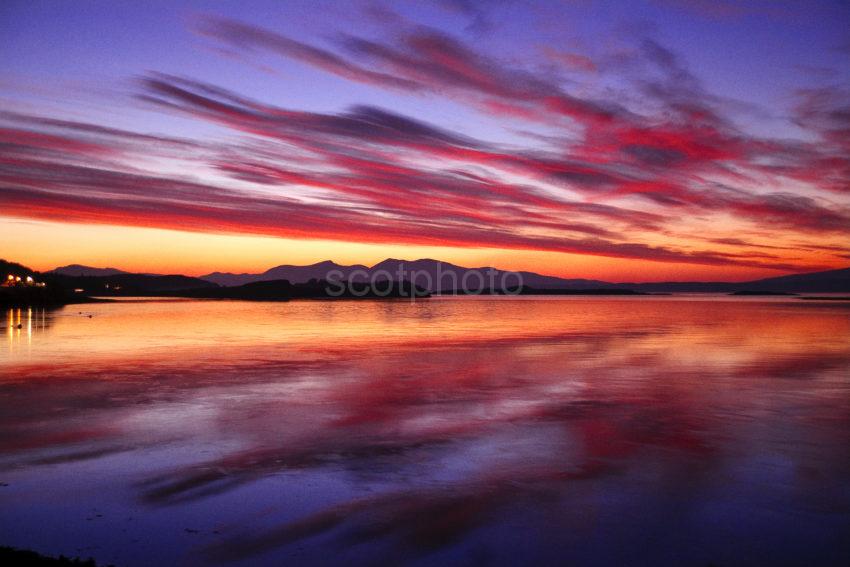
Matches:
[[0, 298, 849, 566], [5, 307, 50, 357]]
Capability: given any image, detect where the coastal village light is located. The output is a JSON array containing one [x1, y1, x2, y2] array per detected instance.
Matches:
[[3, 274, 47, 288]]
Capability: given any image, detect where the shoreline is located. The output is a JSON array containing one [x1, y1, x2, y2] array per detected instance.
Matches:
[[0, 546, 103, 566]]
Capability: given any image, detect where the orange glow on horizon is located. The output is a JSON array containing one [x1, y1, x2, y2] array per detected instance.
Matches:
[[0, 217, 843, 282], [1, 217, 844, 283]]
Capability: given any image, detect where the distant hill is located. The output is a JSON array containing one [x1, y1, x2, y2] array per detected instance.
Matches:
[[1, 259, 76, 307], [1, 259, 37, 278], [202, 260, 369, 287], [200, 259, 850, 294], [49, 264, 129, 277], [736, 267, 850, 293], [202, 258, 612, 292], [5, 260, 216, 305], [13, 259, 850, 299], [370, 259, 613, 292], [625, 267, 850, 294], [47, 273, 218, 295]]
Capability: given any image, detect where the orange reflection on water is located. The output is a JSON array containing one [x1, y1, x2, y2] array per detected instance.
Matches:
[[3, 297, 849, 372], [5, 307, 49, 358], [0, 297, 849, 565]]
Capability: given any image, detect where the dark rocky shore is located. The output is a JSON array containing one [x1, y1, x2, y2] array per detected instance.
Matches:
[[0, 546, 105, 566]]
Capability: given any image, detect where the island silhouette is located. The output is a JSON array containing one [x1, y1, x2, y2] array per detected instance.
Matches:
[[2, 258, 849, 307]]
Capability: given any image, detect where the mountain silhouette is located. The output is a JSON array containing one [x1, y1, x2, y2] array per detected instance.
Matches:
[[731, 267, 850, 293], [38, 271, 217, 297], [22, 259, 849, 296], [621, 267, 850, 294], [201, 260, 850, 294], [202, 260, 369, 287], [202, 258, 612, 292], [49, 264, 130, 277]]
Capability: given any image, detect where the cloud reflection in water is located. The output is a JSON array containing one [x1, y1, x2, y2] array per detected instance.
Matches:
[[1, 298, 849, 565]]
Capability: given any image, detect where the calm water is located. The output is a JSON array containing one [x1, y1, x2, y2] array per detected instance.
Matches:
[[1, 297, 849, 566]]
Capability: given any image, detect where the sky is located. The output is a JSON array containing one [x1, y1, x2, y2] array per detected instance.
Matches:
[[1, 0, 849, 281]]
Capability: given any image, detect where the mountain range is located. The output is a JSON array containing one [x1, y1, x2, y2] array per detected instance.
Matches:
[[32, 259, 850, 294], [200, 259, 606, 290]]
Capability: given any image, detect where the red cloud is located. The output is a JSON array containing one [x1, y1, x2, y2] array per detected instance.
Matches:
[[3, 25, 848, 274]]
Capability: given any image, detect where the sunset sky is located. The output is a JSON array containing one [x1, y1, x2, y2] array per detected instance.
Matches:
[[1, 0, 849, 281]]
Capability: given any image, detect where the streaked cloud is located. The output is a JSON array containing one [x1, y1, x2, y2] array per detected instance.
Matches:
[[1, 7, 848, 276]]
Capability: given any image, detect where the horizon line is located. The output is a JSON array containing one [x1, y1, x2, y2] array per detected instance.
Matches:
[[28, 258, 849, 285]]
